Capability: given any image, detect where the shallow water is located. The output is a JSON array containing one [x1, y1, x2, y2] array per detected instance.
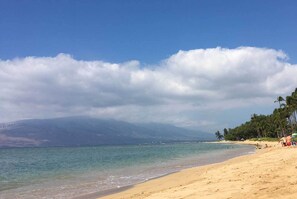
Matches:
[[0, 142, 254, 199]]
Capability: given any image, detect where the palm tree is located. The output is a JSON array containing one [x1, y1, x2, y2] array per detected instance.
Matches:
[[272, 108, 288, 137], [286, 96, 295, 131], [215, 131, 223, 140], [286, 90, 297, 131], [251, 114, 264, 138], [274, 96, 285, 108]]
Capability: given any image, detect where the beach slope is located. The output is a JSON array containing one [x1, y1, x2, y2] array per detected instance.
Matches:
[[101, 142, 297, 199]]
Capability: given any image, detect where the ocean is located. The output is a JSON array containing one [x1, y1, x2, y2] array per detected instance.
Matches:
[[0, 142, 254, 199]]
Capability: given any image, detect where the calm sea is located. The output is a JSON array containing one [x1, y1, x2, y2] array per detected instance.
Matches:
[[0, 142, 254, 199]]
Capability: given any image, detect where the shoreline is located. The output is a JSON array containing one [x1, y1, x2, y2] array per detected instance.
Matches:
[[0, 142, 254, 199], [99, 140, 297, 199], [82, 142, 255, 199], [75, 142, 255, 199]]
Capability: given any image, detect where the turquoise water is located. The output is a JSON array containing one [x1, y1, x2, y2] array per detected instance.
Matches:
[[0, 142, 254, 199]]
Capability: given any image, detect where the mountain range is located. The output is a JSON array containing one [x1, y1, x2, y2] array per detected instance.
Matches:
[[0, 116, 215, 147]]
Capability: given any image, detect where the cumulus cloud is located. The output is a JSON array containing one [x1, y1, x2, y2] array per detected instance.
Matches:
[[0, 47, 296, 131]]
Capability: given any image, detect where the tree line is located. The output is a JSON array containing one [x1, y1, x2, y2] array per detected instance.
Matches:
[[215, 88, 297, 140]]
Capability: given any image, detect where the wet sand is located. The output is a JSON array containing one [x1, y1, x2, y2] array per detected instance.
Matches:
[[100, 140, 297, 199]]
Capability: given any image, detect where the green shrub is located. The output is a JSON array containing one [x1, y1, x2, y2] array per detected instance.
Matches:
[[249, 137, 279, 142]]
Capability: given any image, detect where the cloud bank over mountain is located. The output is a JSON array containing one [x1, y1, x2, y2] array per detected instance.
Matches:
[[1, 47, 296, 130]]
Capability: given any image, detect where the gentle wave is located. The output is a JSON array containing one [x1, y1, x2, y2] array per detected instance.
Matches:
[[0, 142, 254, 199]]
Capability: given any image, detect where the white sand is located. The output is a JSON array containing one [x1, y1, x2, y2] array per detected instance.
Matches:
[[100, 141, 297, 199]]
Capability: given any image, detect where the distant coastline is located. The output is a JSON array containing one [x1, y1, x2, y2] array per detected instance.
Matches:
[[0, 116, 214, 148]]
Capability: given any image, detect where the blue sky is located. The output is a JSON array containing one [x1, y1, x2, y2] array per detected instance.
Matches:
[[1, 0, 297, 63], [0, 0, 297, 132]]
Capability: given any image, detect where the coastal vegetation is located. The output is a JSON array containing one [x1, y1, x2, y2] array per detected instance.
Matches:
[[219, 88, 297, 141]]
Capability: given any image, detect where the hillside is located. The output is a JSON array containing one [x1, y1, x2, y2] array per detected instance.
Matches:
[[0, 117, 214, 147]]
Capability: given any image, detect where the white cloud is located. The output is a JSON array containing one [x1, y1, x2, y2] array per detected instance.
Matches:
[[0, 47, 296, 131]]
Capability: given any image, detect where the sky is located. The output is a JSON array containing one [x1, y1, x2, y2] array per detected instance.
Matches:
[[0, 0, 297, 132]]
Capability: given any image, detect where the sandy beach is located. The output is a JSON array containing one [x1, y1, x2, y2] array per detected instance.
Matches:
[[100, 141, 297, 199]]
